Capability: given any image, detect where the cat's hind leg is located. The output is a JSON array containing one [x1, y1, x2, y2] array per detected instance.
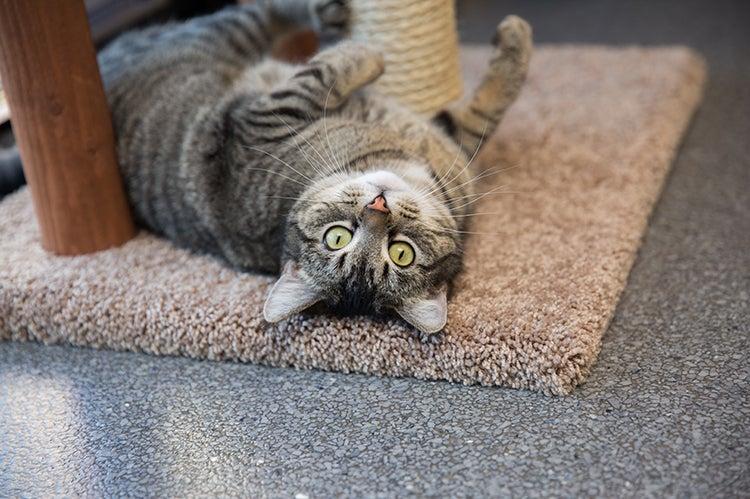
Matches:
[[434, 15, 533, 154], [264, 0, 350, 37], [164, 1, 349, 68]]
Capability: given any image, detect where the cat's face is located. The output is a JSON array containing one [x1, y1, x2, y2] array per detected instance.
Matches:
[[263, 163, 462, 333]]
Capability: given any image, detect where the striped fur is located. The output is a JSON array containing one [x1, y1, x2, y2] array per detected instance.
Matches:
[[99, 1, 532, 332]]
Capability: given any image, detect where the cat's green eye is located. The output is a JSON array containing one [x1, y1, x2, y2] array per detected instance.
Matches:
[[388, 242, 415, 267], [324, 226, 353, 250]]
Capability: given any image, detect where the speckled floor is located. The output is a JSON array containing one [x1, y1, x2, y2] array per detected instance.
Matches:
[[1, 0, 749, 496]]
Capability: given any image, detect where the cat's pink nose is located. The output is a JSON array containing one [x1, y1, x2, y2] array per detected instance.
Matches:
[[366, 194, 390, 214]]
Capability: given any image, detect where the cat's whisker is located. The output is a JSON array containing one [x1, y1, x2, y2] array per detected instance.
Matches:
[[418, 184, 512, 214], [280, 138, 322, 177], [271, 85, 341, 179], [241, 145, 315, 184], [421, 129, 466, 198], [259, 195, 308, 202], [447, 193, 507, 209], [419, 206, 507, 219], [447, 187, 517, 212], [419, 219, 507, 236], [421, 216, 513, 236], [440, 120, 490, 192], [260, 195, 352, 204], [447, 230, 508, 236], [420, 120, 489, 200], [440, 163, 520, 199], [446, 183, 510, 202], [413, 188, 513, 221], [271, 112, 328, 177], [449, 211, 505, 218], [284, 110, 346, 180], [439, 168, 501, 200], [336, 129, 352, 180], [443, 172, 493, 198], [242, 166, 310, 187], [322, 78, 347, 178]]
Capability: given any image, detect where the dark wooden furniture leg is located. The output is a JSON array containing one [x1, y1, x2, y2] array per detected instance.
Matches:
[[0, 0, 135, 255]]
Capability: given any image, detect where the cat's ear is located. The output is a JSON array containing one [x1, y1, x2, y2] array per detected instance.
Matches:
[[263, 261, 321, 323], [395, 284, 448, 334]]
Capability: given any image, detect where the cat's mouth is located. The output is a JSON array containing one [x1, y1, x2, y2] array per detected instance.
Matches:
[[358, 170, 410, 192]]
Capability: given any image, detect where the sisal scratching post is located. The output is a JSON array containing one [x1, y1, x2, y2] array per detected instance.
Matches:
[[349, 0, 463, 115]]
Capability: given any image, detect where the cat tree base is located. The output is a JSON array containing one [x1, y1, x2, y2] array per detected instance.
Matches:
[[0, 46, 705, 395]]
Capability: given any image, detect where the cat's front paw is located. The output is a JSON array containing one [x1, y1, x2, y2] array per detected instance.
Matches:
[[312, 41, 384, 104], [310, 0, 350, 37], [334, 41, 385, 83], [491, 15, 533, 68]]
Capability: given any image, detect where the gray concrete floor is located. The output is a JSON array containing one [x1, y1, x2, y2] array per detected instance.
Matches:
[[1, 1, 749, 496]]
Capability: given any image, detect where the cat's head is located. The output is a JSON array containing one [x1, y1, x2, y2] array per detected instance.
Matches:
[[263, 162, 462, 334]]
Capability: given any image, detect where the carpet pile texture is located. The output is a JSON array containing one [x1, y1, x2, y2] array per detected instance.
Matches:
[[0, 46, 705, 394]]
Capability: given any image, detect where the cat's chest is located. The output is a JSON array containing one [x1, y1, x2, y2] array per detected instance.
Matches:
[[337, 93, 435, 141], [336, 93, 462, 165]]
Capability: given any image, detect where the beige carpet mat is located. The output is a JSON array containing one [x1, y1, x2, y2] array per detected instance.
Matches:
[[0, 46, 705, 395]]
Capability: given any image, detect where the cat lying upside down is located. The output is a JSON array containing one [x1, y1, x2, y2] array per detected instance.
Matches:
[[98, 0, 532, 334]]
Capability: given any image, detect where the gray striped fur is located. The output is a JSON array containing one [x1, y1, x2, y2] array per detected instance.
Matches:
[[98, 1, 532, 333]]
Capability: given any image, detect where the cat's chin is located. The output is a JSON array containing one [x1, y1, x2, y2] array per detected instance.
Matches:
[[357, 169, 410, 192]]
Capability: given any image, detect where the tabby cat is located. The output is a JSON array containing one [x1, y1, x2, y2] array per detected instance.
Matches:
[[98, 0, 532, 333]]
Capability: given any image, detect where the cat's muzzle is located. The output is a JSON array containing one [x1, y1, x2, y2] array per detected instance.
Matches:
[[366, 194, 390, 214]]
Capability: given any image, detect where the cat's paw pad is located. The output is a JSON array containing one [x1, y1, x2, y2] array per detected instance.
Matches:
[[492, 15, 533, 62], [310, 0, 350, 36]]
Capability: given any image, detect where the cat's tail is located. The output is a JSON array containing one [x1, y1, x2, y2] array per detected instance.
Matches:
[[0, 145, 25, 198]]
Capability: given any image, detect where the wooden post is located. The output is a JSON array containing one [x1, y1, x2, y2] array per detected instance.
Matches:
[[0, 0, 136, 255]]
